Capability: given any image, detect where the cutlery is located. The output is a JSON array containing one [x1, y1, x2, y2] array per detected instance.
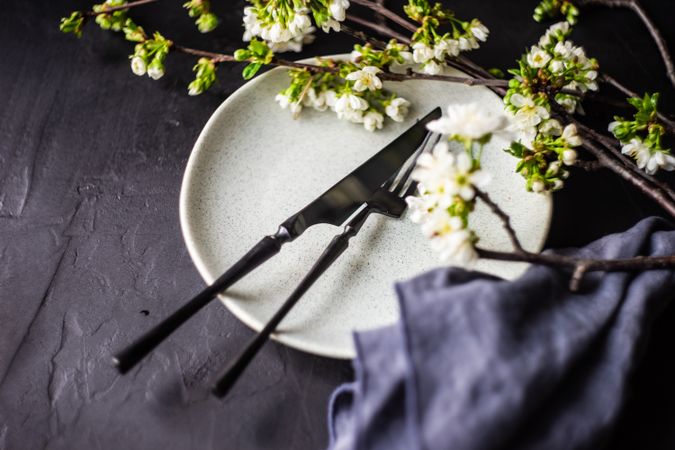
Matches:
[[212, 132, 440, 397], [112, 107, 441, 373]]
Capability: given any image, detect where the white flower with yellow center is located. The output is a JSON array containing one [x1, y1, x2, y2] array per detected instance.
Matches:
[[363, 111, 384, 132], [527, 46, 551, 68], [334, 93, 368, 123], [345, 66, 383, 92], [428, 102, 510, 140], [385, 97, 410, 122], [622, 138, 675, 175], [329, 0, 350, 22], [412, 42, 434, 64]]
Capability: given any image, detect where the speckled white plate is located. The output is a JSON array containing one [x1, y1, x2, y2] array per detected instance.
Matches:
[[180, 56, 552, 359]]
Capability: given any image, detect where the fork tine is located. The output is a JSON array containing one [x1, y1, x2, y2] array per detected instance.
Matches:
[[382, 130, 434, 191], [392, 132, 441, 196]]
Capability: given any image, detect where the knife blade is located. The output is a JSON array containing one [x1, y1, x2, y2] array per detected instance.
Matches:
[[113, 107, 441, 373], [280, 106, 442, 237]]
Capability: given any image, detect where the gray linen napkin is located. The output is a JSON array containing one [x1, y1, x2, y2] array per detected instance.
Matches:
[[327, 217, 675, 450]]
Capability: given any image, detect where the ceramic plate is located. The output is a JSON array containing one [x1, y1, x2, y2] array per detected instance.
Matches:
[[180, 56, 552, 359]]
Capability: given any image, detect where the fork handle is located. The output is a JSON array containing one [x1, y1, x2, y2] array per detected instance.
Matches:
[[212, 208, 372, 397], [113, 226, 293, 374]]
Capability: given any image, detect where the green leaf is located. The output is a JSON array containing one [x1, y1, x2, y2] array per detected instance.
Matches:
[[242, 62, 262, 80]]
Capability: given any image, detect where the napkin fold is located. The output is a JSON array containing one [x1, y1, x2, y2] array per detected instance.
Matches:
[[327, 217, 675, 450]]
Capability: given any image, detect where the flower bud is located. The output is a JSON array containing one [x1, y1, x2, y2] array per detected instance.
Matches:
[[130, 56, 147, 76], [562, 149, 577, 165], [147, 58, 165, 80]]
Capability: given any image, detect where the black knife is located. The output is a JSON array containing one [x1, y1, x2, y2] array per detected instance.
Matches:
[[112, 107, 442, 373]]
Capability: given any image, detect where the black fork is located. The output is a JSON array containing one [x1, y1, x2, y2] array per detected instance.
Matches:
[[212, 133, 441, 398]]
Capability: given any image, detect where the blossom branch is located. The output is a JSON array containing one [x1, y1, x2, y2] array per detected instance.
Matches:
[[475, 188, 525, 253], [350, 0, 418, 32], [571, 117, 675, 203], [601, 73, 675, 133], [345, 14, 410, 43], [85, 0, 161, 16], [476, 246, 675, 291]]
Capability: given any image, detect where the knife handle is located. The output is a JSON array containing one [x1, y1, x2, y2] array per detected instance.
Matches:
[[113, 226, 293, 374], [212, 208, 372, 397]]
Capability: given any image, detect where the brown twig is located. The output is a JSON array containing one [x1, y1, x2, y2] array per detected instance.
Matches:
[[476, 247, 675, 291], [475, 189, 525, 253], [574, 159, 604, 171], [601, 73, 675, 133], [345, 14, 410, 43], [577, 0, 675, 89], [572, 118, 675, 203], [85, 0, 160, 16], [373, 0, 388, 28], [350, 0, 418, 32]]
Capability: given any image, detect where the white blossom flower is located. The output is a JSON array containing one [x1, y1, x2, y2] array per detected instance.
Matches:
[[434, 38, 459, 60], [470, 22, 489, 42], [458, 37, 479, 51], [321, 18, 341, 33], [363, 111, 384, 132], [561, 124, 582, 147], [422, 60, 442, 75], [405, 192, 438, 224], [436, 227, 478, 265], [608, 121, 620, 133], [411, 141, 457, 192], [302, 88, 328, 111], [345, 66, 382, 92], [334, 93, 368, 122], [385, 97, 410, 122], [275, 93, 303, 115], [289, 10, 311, 35], [446, 152, 492, 201], [562, 149, 577, 165], [621, 138, 675, 174], [329, 0, 350, 22], [324, 90, 338, 109], [412, 42, 434, 64], [269, 28, 315, 52], [418, 211, 477, 265], [554, 41, 573, 58], [131, 56, 146, 76], [509, 93, 550, 127], [268, 23, 292, 43], [527, 46, 551, 68], [556, 95, 578, 114], [550, 59, 565, 73], [531, 179, 545, 193], [538, 21, 570, 47], [539, 119, 563, 136], [427, 102, 510, 140], [147, 61, 164, 80]]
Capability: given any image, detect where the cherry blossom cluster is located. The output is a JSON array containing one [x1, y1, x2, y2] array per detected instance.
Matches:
[[403, 0, 489, 75], [406, 103, 510, 265], [183, 0, 219, 33], [609, 93, 675, 174], [242, 0, 349, 53], [533, 0, 579, 25], [271, 43, 411, 131], [503, 22, 593, 192]]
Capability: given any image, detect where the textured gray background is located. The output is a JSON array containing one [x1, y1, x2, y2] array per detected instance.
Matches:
[[1, 0, 674, 449]]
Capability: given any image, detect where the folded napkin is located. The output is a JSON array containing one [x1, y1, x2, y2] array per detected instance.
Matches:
[[327, 217, 675, 450]]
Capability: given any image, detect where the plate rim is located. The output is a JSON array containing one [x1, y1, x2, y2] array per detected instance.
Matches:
[[179, 55, 553, 359]]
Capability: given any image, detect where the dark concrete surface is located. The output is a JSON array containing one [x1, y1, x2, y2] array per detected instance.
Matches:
[[0, 1, 674, 449]]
